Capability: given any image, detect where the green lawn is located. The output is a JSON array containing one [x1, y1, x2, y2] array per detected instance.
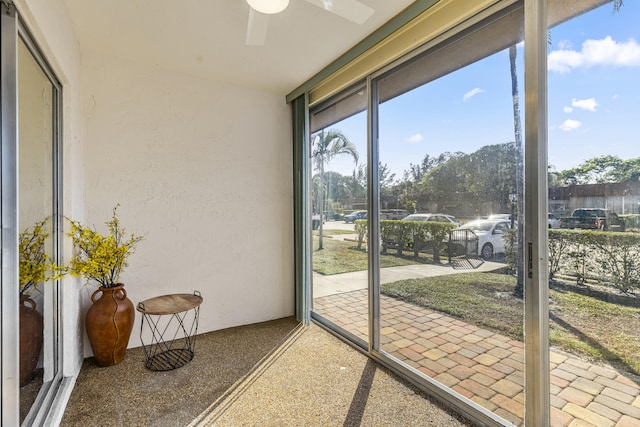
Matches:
[[312, 236, 640, 375], [381, 273, 640, 376], [312, 234, 433, 275], [382, 273, 524, 340]]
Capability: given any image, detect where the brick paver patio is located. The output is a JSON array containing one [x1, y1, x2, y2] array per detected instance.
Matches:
[[314, 289, 640, 427]]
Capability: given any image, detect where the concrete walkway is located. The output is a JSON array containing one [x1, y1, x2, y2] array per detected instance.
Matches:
[[313, 260, 505, 298], [313, 265, 640, 426]]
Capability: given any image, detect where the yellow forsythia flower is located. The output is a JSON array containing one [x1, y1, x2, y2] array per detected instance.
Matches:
[[62, 205, 143, 288], [19, 218, 52, 297]]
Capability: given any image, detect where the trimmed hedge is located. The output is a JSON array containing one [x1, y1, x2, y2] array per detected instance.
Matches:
[[507, 229, 640, 294], [354, 219, 456, 262], [620, 214, 640, 231]]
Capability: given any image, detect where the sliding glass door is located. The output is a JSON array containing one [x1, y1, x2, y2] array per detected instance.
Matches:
[[375, 9, 526, 423], [1, 4, 63, 425], [310, 85, 370, 348], [18, 30, 62, 424], [308, 4, 529, 425], [305, 0, 639, 425], [546, 2, 640, 426]]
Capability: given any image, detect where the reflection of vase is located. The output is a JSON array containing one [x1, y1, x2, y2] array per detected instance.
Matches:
[[85, 284, 134, 367], [20, 297, 43, 387]]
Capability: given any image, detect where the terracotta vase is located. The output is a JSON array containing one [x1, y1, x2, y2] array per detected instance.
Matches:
[[20, 297, 44, 387], [86, 284, 135, 367]]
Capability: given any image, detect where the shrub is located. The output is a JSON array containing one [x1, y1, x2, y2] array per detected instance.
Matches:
[[413, 222, 456, 262], [354, 219, 367, 250], [380, 220, 412, 256], [379, 220, 455, 261], [548, 229, 571, 280], [504, 228, 517, 274], [620, 214, 640, 232], [588, 231, 640, 294], [548, 228, 640, 294]]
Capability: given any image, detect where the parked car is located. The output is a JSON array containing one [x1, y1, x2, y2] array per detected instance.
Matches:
[[488, 212, 559, 228], [488, 213, 512, 221], [487, 213, 517, 225], [381, 209, 408, 220], [454, 219, 511, 260], [344, 210, 367, 223], [401, 213, 459, 226], [558, 208, 625, 231]]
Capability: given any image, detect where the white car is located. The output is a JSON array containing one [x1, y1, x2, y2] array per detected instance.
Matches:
[[456, 219, 511, 260], [402, 213, 459, 226], [487, 213, 513, 221], [548, 213, 559, 229]]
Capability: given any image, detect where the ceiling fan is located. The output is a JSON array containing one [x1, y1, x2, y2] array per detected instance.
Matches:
[[246, 0, 375, 46]]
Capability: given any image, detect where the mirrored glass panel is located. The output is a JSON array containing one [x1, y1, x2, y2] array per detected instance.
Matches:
[[547, 1, 640, 425], [310, 87, 370, 345], [375, 10, 526, 425], [17, 35, 56, 422]]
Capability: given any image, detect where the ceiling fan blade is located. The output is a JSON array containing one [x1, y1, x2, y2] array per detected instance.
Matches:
[[303, 0, 374, 24], [246, 8, 270, 46]]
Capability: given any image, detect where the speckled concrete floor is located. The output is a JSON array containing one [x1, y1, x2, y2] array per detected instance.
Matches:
[[60, 317, 300, 427], [61, 317, 476, 427], [191, 323, 476, 427]]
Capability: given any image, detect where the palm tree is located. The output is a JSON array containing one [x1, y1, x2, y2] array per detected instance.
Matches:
[[312, 129, 359, 249], [509, 44, 525, 299]]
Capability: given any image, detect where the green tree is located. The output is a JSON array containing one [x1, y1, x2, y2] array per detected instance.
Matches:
[[419, 152, 470, 212], [417, 145, 515, 216], [311, 129, 358, 249], [314, 171, 354, 205], [553, 155, 640, 186], [351, 165, 367, 199], [379, 162, 397, 208], [610, 157, 640, 182], [397, 153, 449, 212], [379, 162, 396, 191]]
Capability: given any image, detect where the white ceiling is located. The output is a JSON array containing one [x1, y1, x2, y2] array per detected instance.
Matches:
[[63, 0, 417, 95]]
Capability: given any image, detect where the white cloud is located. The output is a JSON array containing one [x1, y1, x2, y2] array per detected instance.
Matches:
[[407, 133, 423, 143], [548, 36, 640, 73], [563, 106, 573, 113], [571, 97, 598, 112], [463, 88, 484, 101], [558, 40, 573, 50], [559, 119, 582, 131]]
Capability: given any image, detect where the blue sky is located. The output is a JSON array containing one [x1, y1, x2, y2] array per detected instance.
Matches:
[[324, 1, 640, 179]]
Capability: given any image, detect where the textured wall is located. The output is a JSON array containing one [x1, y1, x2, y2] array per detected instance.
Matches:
[[80, 52, 294, 351]]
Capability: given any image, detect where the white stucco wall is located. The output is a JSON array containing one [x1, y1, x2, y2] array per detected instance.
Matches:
[[13, 0, 293, 402], [16, 0, 293, 377], [80, 52, 294, 351]]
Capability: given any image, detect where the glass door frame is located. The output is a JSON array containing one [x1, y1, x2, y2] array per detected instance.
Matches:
[[1, 3, 65, 425], [1, 4, 21, 424], [308, 81, 372, 351]]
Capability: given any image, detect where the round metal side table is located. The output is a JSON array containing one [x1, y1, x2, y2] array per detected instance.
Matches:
[[137, 291, 203, 371]]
